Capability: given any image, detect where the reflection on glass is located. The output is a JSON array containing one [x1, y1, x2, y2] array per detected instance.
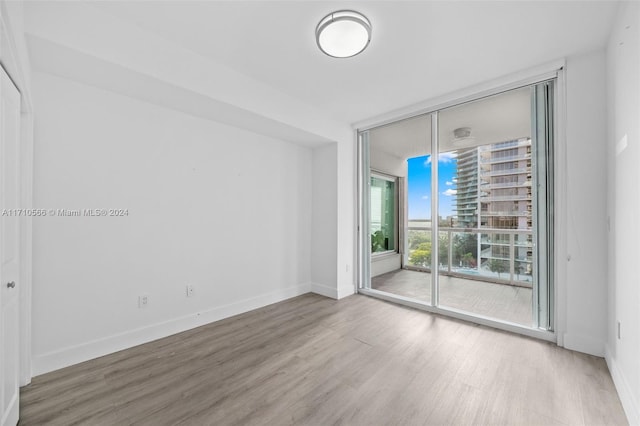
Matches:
[[368, 115, 432, 304], [437, 87, 534, 326], [362, 82, 553, 331], [370, 176, 396, 253]]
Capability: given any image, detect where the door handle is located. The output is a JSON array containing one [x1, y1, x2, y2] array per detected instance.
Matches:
[[6, 281, 15, 289]]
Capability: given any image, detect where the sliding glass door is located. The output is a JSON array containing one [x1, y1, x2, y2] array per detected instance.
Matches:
[[362, 115, 433, 303], [359, 79, 555, 333]]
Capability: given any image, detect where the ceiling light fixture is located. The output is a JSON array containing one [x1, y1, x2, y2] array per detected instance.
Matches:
[[316, 10, 372, 58], [452, 127, 476, 148]]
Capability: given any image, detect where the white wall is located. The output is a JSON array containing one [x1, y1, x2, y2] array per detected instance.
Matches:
[[310, 144, 338, 298], [336, 139, 357, 299], [562, 50, 608, 356], [606, 2, 640, 424], [24, 1, 357, 308], [31, 71, 314, 374], [371, 254, 401, 277]]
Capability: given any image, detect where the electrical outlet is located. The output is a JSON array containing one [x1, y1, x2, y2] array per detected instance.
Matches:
[[186, 284, 194, 297], [138, 294, 149, 308]]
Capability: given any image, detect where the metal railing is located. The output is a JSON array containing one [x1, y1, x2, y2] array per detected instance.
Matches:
[[479, 139, 531, 152], [406, 226, 533, 288], [481, 181, 530, 190], [479, 194, 531, 202], [479, 153, 531, 164], [483, 167, 529, 176], [480, 210, 530, 217]]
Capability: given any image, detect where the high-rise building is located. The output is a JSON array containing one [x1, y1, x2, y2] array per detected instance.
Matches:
[[453, 138, 533, 279], [453, 148, 479, 228]]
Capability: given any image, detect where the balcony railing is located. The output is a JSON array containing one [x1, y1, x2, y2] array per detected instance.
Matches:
[[479, 153, 531, 164], [480, 181, 530, 190], [480, 194, 531, 202], [478, 139, 531, 152], [480, 210, 530, 217], [406, 226, 533, 288], [483, 167, 529, 177]]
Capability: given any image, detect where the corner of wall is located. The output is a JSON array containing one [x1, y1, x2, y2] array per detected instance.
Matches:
[[310, 282, 338, 299], [337, 285, 356, 300], [562, 332, 604, 357], [605, 345, 640, 426]]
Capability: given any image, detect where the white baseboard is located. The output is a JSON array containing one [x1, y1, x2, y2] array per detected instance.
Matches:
[[310, 282, 338, 299], [309, 282, 355, 300], [32, 282, 312, 376], [562, 332, 604, 357], [605, 345, 640, 426], [337, 284, 356, 299]]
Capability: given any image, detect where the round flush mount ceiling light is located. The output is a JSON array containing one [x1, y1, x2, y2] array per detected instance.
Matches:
[[453, 127, 473, 140], [452, 127, 476, 148], [316, 10, 372, 58]]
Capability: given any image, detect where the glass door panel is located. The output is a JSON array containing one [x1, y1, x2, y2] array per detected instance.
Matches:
[[436, 86, 535, 326], [366, 115, 432, 303], [359, 79, 555, 333]]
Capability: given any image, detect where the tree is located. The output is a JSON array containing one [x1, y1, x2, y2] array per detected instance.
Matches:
[[488, 258, 507, 278], [409, 242, 431, 267], [462, 252, 475, 267], [408, 230, 430, 250], [438, 234, 449, 266], [453, 233, 477, 266]]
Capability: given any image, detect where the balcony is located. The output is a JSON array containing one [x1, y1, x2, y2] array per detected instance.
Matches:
[[478, 139, 531, 152], [480, 181, 529, 190], [405, 227, 533, 286], [479, 153, 531, 164], [480, 210, 530, 217], [480, 193, 531, 202], [374, 227, 533, 325], [483, 167, 529, 177], [371, 269, 532, 326]]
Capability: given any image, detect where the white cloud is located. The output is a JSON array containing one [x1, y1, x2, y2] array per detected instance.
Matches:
[[424, 152, 458, 166], [421, 195, 429, 200], [439, 152, 458, 163], [445, 181, 453, 186], [442, 189, 457, 196]]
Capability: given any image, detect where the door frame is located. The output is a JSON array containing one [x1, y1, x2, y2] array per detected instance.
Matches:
[[1, 3, 35, 387], [354, 61, 567, 344]]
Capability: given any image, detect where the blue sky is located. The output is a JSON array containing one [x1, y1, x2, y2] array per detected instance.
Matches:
[[407, 153, 457, 220]]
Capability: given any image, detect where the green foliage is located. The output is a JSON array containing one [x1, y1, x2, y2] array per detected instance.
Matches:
[[371, 230, 385, 253], [488, 258, 507, 278], [408, 230, 430, 249], [453, 233, 477, 263], [409, 242, 431, 267], [438, 234, 449, 265], [461, 252, 475, 267]]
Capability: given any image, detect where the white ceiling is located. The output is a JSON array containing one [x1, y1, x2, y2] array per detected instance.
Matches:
[[92, 0, 618, 124], [370, 85, 531, 160]]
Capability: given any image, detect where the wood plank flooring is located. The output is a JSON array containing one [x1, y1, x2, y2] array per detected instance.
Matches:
[[20, 294, 628, 425]]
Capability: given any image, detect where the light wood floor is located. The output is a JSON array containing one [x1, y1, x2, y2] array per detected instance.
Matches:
[[372, 269, 532, 326], [20, 294, 627, 425]]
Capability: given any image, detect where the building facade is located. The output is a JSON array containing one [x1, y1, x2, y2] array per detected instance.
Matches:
[[453, 138, 533, 281]]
